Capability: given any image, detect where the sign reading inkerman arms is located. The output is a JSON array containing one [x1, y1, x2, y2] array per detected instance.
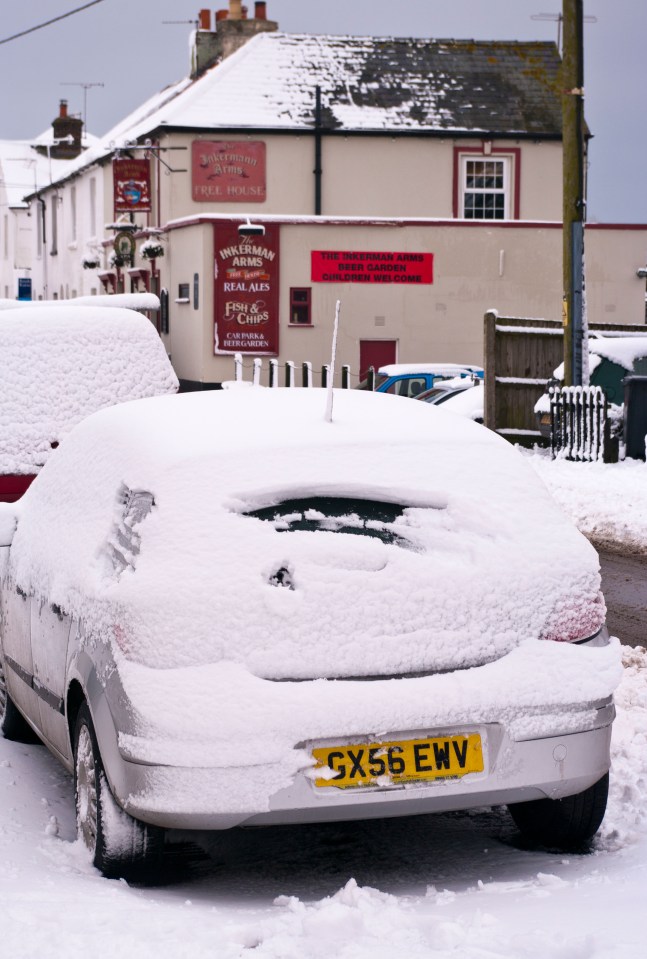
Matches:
[[193, 140, 266, 202], [214, 222, 279, 355]]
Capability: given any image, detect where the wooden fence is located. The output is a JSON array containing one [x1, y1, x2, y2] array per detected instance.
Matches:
[[483, 311, 646, 444]]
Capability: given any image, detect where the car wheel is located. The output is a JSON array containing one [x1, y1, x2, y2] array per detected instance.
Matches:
[[74, 702, 164, 880], [0, 657, 40, 743], [507, 773, 609, 849]]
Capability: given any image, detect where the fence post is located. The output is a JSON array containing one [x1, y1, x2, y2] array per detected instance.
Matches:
[[253, 357, 262, 387], [302, 361, 312, 388], [269, 359, 279, 387], [285, 361, 295, 387], [366, 366, 375, 391], [483, 309, 498, 430], [341, 364, 351, 389], [321, 365, 329, 388], [234, 353, 243, 383]]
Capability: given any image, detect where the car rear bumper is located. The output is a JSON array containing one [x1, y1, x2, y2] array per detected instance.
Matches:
[[121, 700, 614, 830]]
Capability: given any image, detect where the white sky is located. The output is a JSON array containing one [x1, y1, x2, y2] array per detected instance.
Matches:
[[0, 0, 645, 224]]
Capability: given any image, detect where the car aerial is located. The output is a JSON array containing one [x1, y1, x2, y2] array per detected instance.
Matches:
[[0, 301, 178, 502], [357, 363, 484, 398], [535, 334, 647, 439], [0, 388, 621, 880]]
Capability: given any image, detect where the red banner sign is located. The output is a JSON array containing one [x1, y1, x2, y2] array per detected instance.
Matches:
[[193, 140, 266, 203], [311, 250, 434, 284], [113, 158, 151, 213], [214, 222, 279, 355]]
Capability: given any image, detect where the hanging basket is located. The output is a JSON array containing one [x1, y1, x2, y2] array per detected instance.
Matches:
[[81, 257, 101, 270], [140, 241, 165, 260]]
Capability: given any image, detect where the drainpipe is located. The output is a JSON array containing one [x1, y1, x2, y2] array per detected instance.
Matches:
[[314, 86, 322, 215]]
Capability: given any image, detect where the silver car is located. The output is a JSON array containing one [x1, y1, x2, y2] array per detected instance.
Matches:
[[0, 388, 621, 880]]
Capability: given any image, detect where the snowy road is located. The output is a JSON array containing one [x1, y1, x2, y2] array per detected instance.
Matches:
[[1, 646, 646, 959], [599, 550, 647, 648]]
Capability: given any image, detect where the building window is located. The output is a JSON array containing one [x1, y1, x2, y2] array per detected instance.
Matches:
[[71, 185, 77, 242], [289, 287, 312, 325], [89, 177, 97, 237], [454, 147, 520, 220]]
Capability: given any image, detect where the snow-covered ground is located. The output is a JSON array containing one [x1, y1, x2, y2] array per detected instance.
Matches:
[[1, 447, 645, 958]]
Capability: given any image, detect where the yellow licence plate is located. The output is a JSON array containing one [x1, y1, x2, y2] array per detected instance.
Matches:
[[312, 734, 484, 789]]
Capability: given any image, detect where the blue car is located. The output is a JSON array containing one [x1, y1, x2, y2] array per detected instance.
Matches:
[[358, 363, 484, 399]]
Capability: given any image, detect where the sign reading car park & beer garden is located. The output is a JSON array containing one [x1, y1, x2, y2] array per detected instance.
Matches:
[[311, 250, 434, 284]]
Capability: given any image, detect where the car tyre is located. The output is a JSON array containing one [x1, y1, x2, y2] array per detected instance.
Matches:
[[0, 657, 40, 743], [74, 702, 164, 881], [507, 773, 609, 849]]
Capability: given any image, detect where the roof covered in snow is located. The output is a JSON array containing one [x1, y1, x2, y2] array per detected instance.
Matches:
[[33, 32, 563, 190]]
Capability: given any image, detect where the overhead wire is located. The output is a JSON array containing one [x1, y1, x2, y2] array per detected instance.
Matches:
[[0, 1, 107, 46]]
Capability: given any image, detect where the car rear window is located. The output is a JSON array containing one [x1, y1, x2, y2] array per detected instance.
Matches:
[[244, 496, 414, 548]]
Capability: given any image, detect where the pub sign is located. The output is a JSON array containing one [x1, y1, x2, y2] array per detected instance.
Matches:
[[214, 222, 279, 355], [193, 141, 266, 203], [113, 158, 151, 213]]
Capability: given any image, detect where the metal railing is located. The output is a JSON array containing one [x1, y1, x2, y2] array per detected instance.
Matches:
[[549, 385, 617, 462]]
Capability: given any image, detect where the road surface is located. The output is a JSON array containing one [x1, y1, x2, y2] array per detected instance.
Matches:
[[599, 549, 647, 648]]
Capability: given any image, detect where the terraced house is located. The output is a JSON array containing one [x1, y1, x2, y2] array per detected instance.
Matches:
[[1, 1, 645, 389]]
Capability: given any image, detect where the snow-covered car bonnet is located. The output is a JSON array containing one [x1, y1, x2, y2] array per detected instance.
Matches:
[[7, 389, 604, 678]]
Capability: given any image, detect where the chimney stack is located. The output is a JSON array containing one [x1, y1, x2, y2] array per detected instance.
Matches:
[[50, 99, 84, 159], [191, 2, 278, 77]]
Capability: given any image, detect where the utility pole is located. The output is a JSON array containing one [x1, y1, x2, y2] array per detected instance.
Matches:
[[562, 0, 586, 386]]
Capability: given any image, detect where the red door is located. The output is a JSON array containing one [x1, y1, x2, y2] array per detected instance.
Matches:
[[359, 340, 397, 380]]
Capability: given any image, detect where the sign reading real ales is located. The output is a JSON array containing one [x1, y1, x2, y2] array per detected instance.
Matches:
[[311, 250, 434, 284], [113, 158, 151, 213], [214, 222, 279, 355], [193, 140, 266, 203]]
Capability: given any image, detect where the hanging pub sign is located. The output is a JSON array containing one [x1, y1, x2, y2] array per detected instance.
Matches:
[[311, 250, 434, 284], [214, 221, 279, 355], [193, 140, 266, 202], [113, 158, 151, 213]]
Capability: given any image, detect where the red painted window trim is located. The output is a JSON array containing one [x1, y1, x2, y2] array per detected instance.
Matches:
[[453, 145, 521, 220]]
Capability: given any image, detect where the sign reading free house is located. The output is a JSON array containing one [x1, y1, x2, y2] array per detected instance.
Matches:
[[214, 222, 279, 355], [193, 140, 266, 202]]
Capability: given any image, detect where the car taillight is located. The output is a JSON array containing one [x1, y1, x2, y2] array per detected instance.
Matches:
[[112, 624, 132, 654], [540, 594, 607, 645]]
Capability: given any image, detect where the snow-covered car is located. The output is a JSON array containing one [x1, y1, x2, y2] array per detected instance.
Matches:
[[416, 378, 484, 422], [0, 389, 621, 880], [0, 302, 178, 502]]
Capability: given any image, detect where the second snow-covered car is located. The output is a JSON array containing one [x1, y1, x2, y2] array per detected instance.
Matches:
[[0, 389, 621, 879]]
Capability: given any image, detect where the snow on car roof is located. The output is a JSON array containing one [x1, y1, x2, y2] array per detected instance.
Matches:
[[9, 388, 604, 683], [378, 363, 482, 376], [0, 306, 178, 474]]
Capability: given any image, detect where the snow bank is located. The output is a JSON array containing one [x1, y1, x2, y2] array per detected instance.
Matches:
[[525, 451, 647, 555], [0, 306, 178, 475]]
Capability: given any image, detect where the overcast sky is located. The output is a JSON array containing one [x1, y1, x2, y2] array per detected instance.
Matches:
[[0, 0, 644, 224]]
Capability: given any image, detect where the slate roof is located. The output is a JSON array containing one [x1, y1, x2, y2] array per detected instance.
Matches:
[[151, 33, 564, 137], [24, 31, 565, 191]]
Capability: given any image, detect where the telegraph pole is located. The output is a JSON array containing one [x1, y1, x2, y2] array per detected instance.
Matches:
[[562, 0, 586, 386]]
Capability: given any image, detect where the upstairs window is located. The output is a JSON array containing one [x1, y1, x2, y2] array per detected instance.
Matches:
[[454, 148, 520, 221]]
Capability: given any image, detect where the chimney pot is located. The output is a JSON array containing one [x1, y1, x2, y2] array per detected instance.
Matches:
[[215, 9, 228, 21], [198, 8, 211, 30], [255, 2, 266, 19], [229, 0, 243, 19], [59, 99, 68, 118]]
